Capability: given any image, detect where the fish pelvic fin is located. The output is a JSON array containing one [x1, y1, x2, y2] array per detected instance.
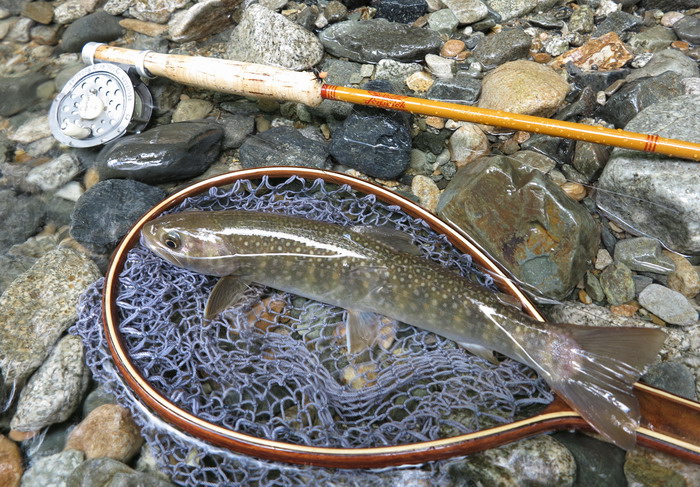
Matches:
[[545, 323, 666, 450]]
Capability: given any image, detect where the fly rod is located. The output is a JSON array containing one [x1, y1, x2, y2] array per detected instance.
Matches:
[[55, 42, 700, 160]]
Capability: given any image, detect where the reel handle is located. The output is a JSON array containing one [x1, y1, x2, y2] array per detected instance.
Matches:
[[84, 43, 324, 107]]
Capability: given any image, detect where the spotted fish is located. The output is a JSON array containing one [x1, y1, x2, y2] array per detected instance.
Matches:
[[141, 209, 666, 449]]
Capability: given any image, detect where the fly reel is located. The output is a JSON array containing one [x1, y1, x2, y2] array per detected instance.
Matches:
[[49, 59, 153, 148]]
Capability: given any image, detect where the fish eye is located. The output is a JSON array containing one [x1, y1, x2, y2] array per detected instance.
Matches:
[[163, 232, 181, 249]]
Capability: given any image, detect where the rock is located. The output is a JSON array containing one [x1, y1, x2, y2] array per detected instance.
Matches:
[[170, 99, 213, 122], [9, 115, 52, 145], [596, 71, 684, 128], [70, 179, 166, 250], [673, 15, 700, 45], [0, 436, 22, 487], [25, 154, 82, 192], [624, 447, 700, 487], [511, 150, 556, 174], [448, 124, 489, 166], [553, 432, 627, 487], [585, 271, 606, 302], [83, 385, 117, 417], [239, 126, 330, 169], [374, 58, 422, 83], [411, 175, 440, 212], [119, 18, 169, 37], [599, 262, 636, 306], [167, 0, 240, 43], [0, 248, 100, 390], [633, 274, 654, 295], [425, 74, 481, 105], [614, 237, 675, 274], [308, 58, 361, 120], [428, 8, 459, 35], [425, 53, 455, 78], [551, 32, 634, 72], [129, 0, 188, 23], [572, 141, 610, 181], [642, 361, 696, 400], [215, 112, 255, 150], [627, 25, 677, 53], [447, 435, 575, 486], [10, 335, 89, 432], [568, 5, 594, 34], [22, 1, 54, 24], [437, 155, 599, 300], [472, 28, 531, 67], [442, 0, 488, 24], [53, 0, 88, 24], [664, 251, 700, 298], [441, 39, 466, 57], [0, 72, 50, 117], [319, 18, 442, 63], [227, 4, 323, 70], [478, 60, 569, 120], [595, 248, 613, 270], [65, 404, 144, 462], [626, 49, 699, 82], [95, 121, 223, 184], [31, 23, 62, 45], [484, 0, 560, 22], [0, 189, 46, 253], [60, 11, 124, 52], [638, 284, 698, 325], [324, 1, 348, 23], [65, 457, 175, 487], [592, 11, 643, 37], [21, 449, 85, 487], [373, 0, 427, 23], [640, 0, 700, 8], [596, 95, 700, 254]]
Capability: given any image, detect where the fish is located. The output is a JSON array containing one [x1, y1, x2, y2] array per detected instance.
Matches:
[[141, 209, 666, 449]]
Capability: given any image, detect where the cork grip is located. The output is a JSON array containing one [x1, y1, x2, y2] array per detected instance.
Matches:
[[90, 44, 324, 107]]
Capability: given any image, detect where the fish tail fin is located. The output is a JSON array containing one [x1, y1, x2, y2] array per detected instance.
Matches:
[[545, 324, 665, 449]]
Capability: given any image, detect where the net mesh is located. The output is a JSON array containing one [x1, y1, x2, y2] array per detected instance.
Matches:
[[72, 175, 553, 486]]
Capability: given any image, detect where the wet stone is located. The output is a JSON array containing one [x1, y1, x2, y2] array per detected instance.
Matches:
[[599, 261, 635, 306], [25, 153, 81, 192], [633, 274, 654, 296], [83, 384, 118, 417], [592, 10, 643, 37], [0, 189, 46, 253], [572, 141, 610, 181], [552, 32, 634, 72], [640, 0, 700, 12], [170, 98, 213, 122], [642, 361, 696, 400], [373, 0, 427, 24], [60, 11, 124, 53], [485, 0, 560, 22], [167, 0, 240, 43], [70, 179, 166, 251], [437, 155, 599, 300], [0, 72, 49, 117], [319, 18, 442, 63], [638, 284, 698, 325], [568, 5, 594, 33], [552, 432, 627, 487], [428, 8, 459, 35], [614, 237, 675, 274], [425, 74, 481, 105], [472, 27, 531, 68], [0, 435, 22, 487], [374, 58, 422, 84], [227, 4, 323, 70], [624, 448, 700, 487], [65, 457, 175, 487], [95, 121, 223, 183], [215, 112, 255, 150], [425, 53, 456, 78], [448, 124, 489, 166], [673, 15, 700, 45], [585, 271, 606, 302], [627, 25, 677, 53], [627, 48, 700, 82], [324, 1, 348, 23], [21, 449, 85, 487], [22, 1, 54, 24], [511, 150, 556, 174], [664, 250, 700, 298], [442, 0, 488, 24], [239, 126, 330, 169], [54, 0, 88, 24]]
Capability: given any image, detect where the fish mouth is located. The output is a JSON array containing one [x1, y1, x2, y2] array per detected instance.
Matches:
[[140, 221, 181, 265]]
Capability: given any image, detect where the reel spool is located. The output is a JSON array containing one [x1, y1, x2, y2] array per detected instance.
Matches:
[[49, 62, 153, 148]]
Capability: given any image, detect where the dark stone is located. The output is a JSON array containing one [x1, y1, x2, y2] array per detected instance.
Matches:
[[572, 141, 610, 181], [599, 262, 635, 305], [0, 72, 50, 117], [596, 71, 684, 128], [0, 190, 46, 253], [553, 432, 627, 487], [566, 64, 630, 94], [413, 130, 449, 155], [95, 121, 224, 183], [239, 126, 330, 169], [556, 87, 598, 121], [471, 28, 531, 68], [60, 11, 124, 53], [437, 156, 599, 300], [215, 112, 254, 150], [520, 134, 569, 165], [424, 75, 481, 105], [339, 0, 369, 8], [310, 58, 363, 121], [642, 361, 697, 400], [329, 80, 412, 179], [640, 0, 700, 10], [148, 78, 185, 118], [318, 19, 442, 63], [673, 15, 700, 45], [70, 179, 166, 251], [372, 0, 427, 24], [295, 4, 321, 31], [592, 11, 643, 37]]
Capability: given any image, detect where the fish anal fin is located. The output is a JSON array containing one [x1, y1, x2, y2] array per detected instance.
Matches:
[[459, 342, 498, 364], [350, 225, 422, 255], [546, 324, 666, 450], [346, 311, 396, 354], [205, 276, 251, 320]]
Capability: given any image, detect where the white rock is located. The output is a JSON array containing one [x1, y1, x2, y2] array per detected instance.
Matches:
[[425, 53, 456, 79], [55, 181, 85, 202], [25, 153, 81, 192], [9, 115, 51, 144]]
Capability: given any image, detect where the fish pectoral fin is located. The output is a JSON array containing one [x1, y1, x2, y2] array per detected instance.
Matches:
[[459, 342, 498, 364], [350, 225, 422, 255], [346, 310, 396, 354], [205, 276, 252, 320]]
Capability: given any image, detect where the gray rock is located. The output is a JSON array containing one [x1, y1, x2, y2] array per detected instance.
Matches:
[[592, 11, 643, 37], [633, 274, 654, 295], [626, 49, 700, 82], [66, 457, 175, 487], [599, 262, 636, 305], [567, 5, 594, 34], [6, 16, 33, 42], [512, 150, 556, 174], [25, 153, 81, 192], [239, 126, 330, 169], [83, 385, 117, 417], [638, 284, 698, 325], [227, 4, 323, 70], [627, 25, 677, 53], [375, 58, 421, 85], [70, 179, 166, 251], [552, 432, 627, 487], [424, 74, 481, 104], [437, 155, 599, 300], [0, 72, 49, 117], [54, 0, 88, 24], [0, 248, 100, 390], [60, 11, 124, 53], [0, 189, 46, 253], [442, 0, 488, 24], [428, 8, 459, 35], [11, 335, 89, 432], [168, 0, 240, 43], [614, 237, 675, 274], [95, 121, 223, 183], [472, 28, 531, 68], [673, 15, 700, 45], [319, 18, 442, 63], [585, 271, 606, 302], [129, 0, 187, 23], [425, 54, 455, 79], [596, 95, 700, 254], [483, 0, 560, 22], [22, 449, 85, 487], [215, 112, 254, 150], [642, 361, 696, 400]]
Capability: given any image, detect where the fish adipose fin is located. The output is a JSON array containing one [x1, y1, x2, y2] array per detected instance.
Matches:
[[547, 324, 666, 449], [205, 276, 251, 320]]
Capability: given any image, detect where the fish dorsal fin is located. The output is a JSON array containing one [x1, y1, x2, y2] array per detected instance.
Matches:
[[459, 342, 498, 364], [205, 276, 251, 320], [346, 310, 396, 354], [350, 225, 422, 255]]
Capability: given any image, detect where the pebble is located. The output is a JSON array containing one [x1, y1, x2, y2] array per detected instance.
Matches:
[[441, 0, 488, 24], [614, 237, 675, 274], [405, 70, 435, 91], [627, 25, 678, 53], [673, 15, 700, 45], [447, 124, 489, 166], [627, 48, 700, 82], [0, 436, 22, 487], [572, 140, 610, 182], [638, 284, 698, 325], [22, 1, 54, 24], [0, 72, 47, 117], [56, 181, 85, 202], [595, 248, 613, 270], [65, 457, 175, 487], [171, 98, 213, 122], [21, 449, 85, 487], [60, 10, 124, 52], [70, 179, 166, 250], [65, 404, 144, 462], [568, 5, 594, 33], [411, 175, 440, 212], [551, 32, 634, 72], [375, 58, 422, 82], [661, 11, 684, 27], [324, 1, 348, 23], [0, 190, 46, 253], [168, 0, 240, 43], [95, 121, 223, 183], [643, 361, 696, 400], [129, 0, 187, 23], [472, 28, 531, 67], [428, 8, 458, 35], [561, 181, 586, 201], [664, 251, 700, 298], [441, 39, 466, 57], [9, 115, 51, 145], [227, 4, 323, 70], [53, 0, 88, 25], [374, 0, 427, 23], [592, 10, 643, 37], [425, 53, 455, 78], [319, 18, 442, 63], [25, 153, 81, 192], [119, 18, 168, 37], [239, 126, 330, 169], [425, 74, 481, 104], [553, 432, 627, 487], [511, 150, 556, 174], [599, 261, 635, 305]]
